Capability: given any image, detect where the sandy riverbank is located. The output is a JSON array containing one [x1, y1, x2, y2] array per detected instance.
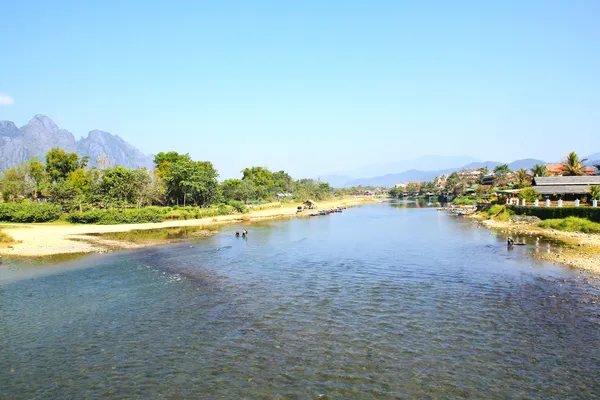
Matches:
[[0, 198, 374, 257], [471, 214, 600, 274]]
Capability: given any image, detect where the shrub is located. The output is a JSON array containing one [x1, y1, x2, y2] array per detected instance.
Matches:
[[66, 207, 166, 224], [452, 197, 477, 205], [228, 200, 248, 213], [0, 201, 62, 223], [486, 204, 514, 221], [0, 231, 15, 243], [508, 205, 600, 222], [518, 188, 541, 202], [538, 217, 600, 234]]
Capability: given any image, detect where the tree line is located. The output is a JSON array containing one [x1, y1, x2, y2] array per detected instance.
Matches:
[[0, 148, 335, 215]]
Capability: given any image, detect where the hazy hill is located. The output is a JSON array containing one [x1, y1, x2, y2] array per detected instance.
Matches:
[[0, 115, 154, 172]]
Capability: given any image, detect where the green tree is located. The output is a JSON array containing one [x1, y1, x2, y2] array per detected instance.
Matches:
[[530, 164, 549, 177], [518, 187, 541, 202], [444, 172, 460, 193], [406, 183, 420, 195], [26, 158, 48, 199], [166, 159, 219, 206], [47, 179, 78, 211], [514, 168, 532, 189], [0, 166, 29, 201], [242, 167, 275, 200], [45, 148, 86, 182], [97, 166, 139, 207], [561, 151, 588, 176], [272, 170, 294, 193], [587, 185, 600, 201], [493, 164, 511, 186]]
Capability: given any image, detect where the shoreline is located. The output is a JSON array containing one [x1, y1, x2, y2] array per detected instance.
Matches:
[[0, 198, 375, 257], [469, 214, 600, 274]]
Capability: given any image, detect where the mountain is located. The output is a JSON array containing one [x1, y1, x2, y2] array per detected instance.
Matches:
[[584, 153, 600, 167], [316, 174, 353, 188], [0, 115, 154, 172], [324, 157, 552, 188], [507, 158, 546, 171], [338, 155, 480, 179], [77, 130, 154, 170]]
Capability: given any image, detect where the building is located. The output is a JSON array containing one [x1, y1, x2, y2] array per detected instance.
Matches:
[[544, 163, 596, 176], [532, 176, 600, 200]]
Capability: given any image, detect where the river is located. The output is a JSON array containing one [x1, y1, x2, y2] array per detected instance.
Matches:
[[1, 203, 599, 399]]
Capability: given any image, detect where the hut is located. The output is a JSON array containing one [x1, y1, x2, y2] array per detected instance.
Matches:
[[532, 176, 600, 200], [303, 199, 317, 209]]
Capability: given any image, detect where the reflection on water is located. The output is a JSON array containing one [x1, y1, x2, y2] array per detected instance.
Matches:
[[1, 204, 599, 399]]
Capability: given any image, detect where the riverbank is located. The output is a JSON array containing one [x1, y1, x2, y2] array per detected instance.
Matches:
[[470, 214, 600, 274], [0, 197, 374, 257]]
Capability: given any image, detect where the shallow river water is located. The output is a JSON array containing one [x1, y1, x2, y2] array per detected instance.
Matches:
[[1, 203, 600, 399]]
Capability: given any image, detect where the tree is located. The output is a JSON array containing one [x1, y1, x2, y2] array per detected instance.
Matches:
[[97, 166, 139, 207], [406, 183, 420, 195], [272, 171, 294, 193], [166, 159, 219, 206], [477, 167, 490, 184], [588, 185, 600, 201], [444, 172, 460, 193], [514, 168, 532, 189], [518, 187, 541, 202], [242, 167, 275, 200], [493, 164, 511, 186], [530, 164, 548, 177], [47, 179, 78, 211], [27, 159, 48, 199], [562, 152, 588, 176], [45, 148, 82, 182], [0, 166, 29, 201]]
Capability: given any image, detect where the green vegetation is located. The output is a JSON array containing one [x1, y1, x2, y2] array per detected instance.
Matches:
[[508, 205, 600, 223], [0, 202, 62, 223], [0, 230, 15, 243], [486, 205, 514, 221], [452, 197, 477, 205], [587, 185, 600, 201], [561, 152, 588, 176], [538, 217, 600, 234], [518, 187, 541, 202], [0, 148, 336, 224]]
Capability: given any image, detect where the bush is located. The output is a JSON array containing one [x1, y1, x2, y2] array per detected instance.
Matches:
[[452, 197, 477, 205], [228, 200, 248, 213], [538, 217, 600, 234], [509, 205, 600, 222], [67, 207, 166, 224], [0, 201, 63, 223], [518, 188, 541, 202], [486, 205, 514, 221], [0, 231, 15, 243]]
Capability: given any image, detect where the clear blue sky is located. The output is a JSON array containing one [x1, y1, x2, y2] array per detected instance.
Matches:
[[1, 0, 599, 179]]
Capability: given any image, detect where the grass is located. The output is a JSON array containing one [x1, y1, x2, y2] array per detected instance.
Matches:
[[486, 205, 514, 222], [538, 217, 600, 234], [0, 230, 15, 244]]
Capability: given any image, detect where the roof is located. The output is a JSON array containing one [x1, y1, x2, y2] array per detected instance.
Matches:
[[545, 163, 596, 176], [533, 185, 591, 195], [533, 176, 600, 186]]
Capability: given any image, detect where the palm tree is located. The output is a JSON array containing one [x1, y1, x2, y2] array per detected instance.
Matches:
[[562, 152, 588, 176], [530, 164, 548, 177], [514, 168, 531, 188]]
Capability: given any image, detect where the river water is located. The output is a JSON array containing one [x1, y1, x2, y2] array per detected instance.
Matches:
[[2, 203, 599, 399]]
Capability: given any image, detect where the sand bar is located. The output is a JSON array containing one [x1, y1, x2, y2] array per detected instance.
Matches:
[[0, 198, 374, 257]]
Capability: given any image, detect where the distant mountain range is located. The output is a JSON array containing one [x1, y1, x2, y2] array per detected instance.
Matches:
[[319, 155, 599, 188], [0, 115, 154, 172]]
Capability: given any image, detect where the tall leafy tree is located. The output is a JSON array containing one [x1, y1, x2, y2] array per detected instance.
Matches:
[[46, 148, 84, 182], [242, 167, 275, 199], [530, 164, 548, 177], [514, 168, 532, 188], [561, 152, 588, 176]]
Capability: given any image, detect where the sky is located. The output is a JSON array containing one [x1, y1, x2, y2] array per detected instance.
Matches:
[[1, 0, 599, 179]]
